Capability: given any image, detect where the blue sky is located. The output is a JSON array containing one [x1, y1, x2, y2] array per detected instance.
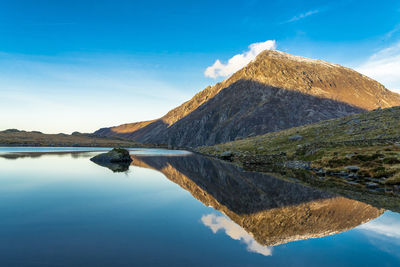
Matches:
[[1, 0, 400, 133]]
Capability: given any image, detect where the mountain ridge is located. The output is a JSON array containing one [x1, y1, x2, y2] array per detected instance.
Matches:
[[95, 50, 400, 147]]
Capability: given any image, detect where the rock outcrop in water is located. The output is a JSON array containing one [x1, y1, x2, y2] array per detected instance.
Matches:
[[90, 148, 132, 163], [130, 154, 383, 246], [94, 50, 400, 147], [90, 148, 132, 172]]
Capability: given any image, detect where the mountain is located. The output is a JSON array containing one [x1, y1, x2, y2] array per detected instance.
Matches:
[[95, 50, 400, 147], [129, 154, 383, 247]]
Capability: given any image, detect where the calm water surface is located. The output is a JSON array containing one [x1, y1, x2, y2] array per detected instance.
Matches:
[[0, 148, 399, 266]]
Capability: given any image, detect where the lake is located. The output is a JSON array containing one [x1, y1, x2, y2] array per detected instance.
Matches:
[[0, 147, 399, 266]]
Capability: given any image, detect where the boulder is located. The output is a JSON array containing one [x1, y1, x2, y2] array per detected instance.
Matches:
[[289, 135, 303, 141], [345, 166, 360, 172], [90, 148, 132, 164], [284, 160, 310, 170], [219, 151, 234, 161]]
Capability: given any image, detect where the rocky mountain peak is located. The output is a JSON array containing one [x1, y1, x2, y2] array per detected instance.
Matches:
[[95, 50, 400, 147]]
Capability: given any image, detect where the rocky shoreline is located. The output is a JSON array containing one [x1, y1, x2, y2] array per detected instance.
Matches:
[[196, 140, 400, 212]]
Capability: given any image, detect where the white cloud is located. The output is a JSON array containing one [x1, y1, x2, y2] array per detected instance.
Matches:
[[201, 213, 273, 256], [356, 41, 400, 93], [204, 40, 276, 78], [285, 9, 320, 23]]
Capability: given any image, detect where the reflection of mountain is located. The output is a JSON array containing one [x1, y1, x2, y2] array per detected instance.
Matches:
[[131, 154, 383, 246]]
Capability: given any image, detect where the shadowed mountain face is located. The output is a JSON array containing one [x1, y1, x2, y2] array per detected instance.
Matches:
[[128, 154, 383, 247], [94, 50, 400, 147]]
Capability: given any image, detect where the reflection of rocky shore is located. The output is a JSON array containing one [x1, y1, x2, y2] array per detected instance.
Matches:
[[0, 151, 94, 160], [131, 154, 384, 247]]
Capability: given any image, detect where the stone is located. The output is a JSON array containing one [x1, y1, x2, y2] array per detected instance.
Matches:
[[289, 135, 303, 141], [345, 166, 360, 172], [90, 148, 132, 164], [220, 151, 234, 161], [365, 182, 379, 189], [90, 148, 132, 173], [284, 161, 310, 170], [345, 181, 359, 185]]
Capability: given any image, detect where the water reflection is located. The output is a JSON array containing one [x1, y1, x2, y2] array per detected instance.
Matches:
[[359, 213, 400, 239], [0, 151, 94, 160], [1, 150, 386, 252], [130, 154, 384, 247], [202, 213, 273, 256], [356, 212, 400, 259], [1, 149, 399, 266], [89, 160, 131, 173]]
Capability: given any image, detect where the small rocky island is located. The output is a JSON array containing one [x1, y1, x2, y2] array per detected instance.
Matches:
[[90, 148, 132, 172]]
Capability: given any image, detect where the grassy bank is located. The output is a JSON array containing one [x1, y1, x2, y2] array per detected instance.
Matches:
[[197, 106, 400, 209]]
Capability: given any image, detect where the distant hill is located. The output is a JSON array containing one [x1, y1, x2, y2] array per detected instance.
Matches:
[[0, 129, 144, 147], [95, 50, 400, 147]]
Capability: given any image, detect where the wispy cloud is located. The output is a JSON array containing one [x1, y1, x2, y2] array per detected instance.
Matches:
[[204, 40, 276, 78], [34, 22, 76, 26], [285, 9, 321, 23], [356, 41, 400, 93], [201, 213, 273, 256], [384, 24, 400, 40]]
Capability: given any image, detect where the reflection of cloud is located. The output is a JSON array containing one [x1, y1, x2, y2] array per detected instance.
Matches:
[[358, 214, 400, 239], [204, 40, 276, 78], [357, 212, 400, 258], [201, 213, 272, 256]]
